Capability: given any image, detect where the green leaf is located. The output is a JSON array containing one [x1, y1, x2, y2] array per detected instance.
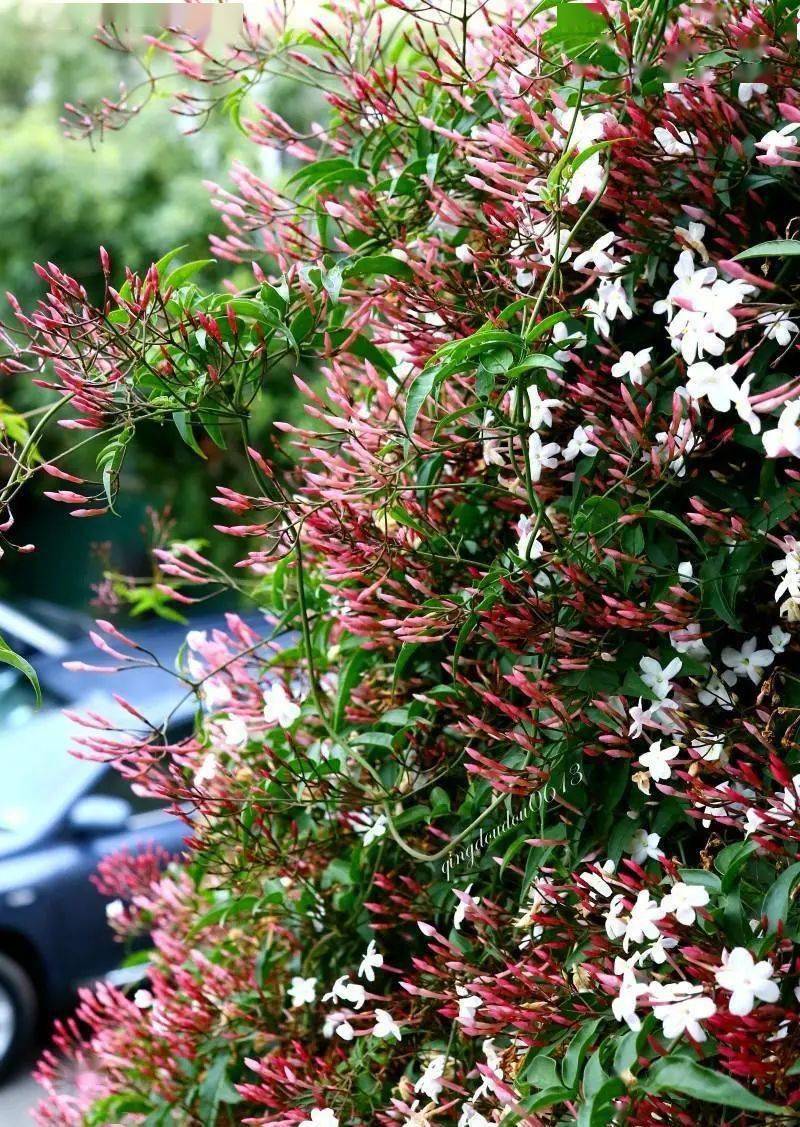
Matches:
[[345, 254, 414, 281], [332, 649, 373, 732], [0, 634, 41, 707], [404, 368, 438, 440], [734, 239, 800, 261], [762, 861, 800, 933], [172, 411, 207, 459], [198, 1054, 240, 1124], [644, 1059, 789, 1114], [563, 1018, 603, 1089], [165, 260, 215, 290]]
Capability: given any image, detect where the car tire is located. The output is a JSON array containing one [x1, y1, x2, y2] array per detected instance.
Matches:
[[0, 952, 37, 1081]]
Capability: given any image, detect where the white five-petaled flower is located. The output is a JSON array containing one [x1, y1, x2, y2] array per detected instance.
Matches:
[[322, 974, 366, 1009], [612, 968, 648, 1031], [528, 432, 561, 481], [133, 989, 153, 1009], [758, 310, 799, 347], [414, 1054, 446, 1100], [456, 985, 484, 1024], [358, 940, 383, 982], [611, 348, 652, 385], [685, 361, 740, 412], [583, 277, 633, 337], [622, 889, 665, 951], [195, 752, 218, 788], [721, 635, 774, 684], [573, 231, 624, 275], [218, 716, 248, 749], [756, 122, 800, 164], [639, 739, 679, 782], [626, 829, 664, 865], [299, 1110, 339, 1127], [737, 80, 768, 104], [521, 385, 563, 430], [288, 976, 317, 1007], [106, 898, 125, 922], [516, 514, 544, 561], [372, 1008, 402, 1040], [715, 947, 780, 1015], [453, 883, 480, 930], [263, 682, 301, 728], [563, 424, 599, 462], [763, 401, 800, 459], [654, 125, 696, 156], [649, 981, 715, 1042], [660, 881, 709, 925], [639, 655, 682, 699], [668, 622, 709, 661], [350, 810, 387, 846], [769, 624, 791, 653]]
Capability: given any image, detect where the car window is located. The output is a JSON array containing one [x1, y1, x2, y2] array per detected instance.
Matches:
[[88, 770, 168, 817]]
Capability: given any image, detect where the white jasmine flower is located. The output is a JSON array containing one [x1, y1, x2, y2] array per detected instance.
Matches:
[[644, 934, 678, 964], [185, 629, 208, 652], [654, 125, 696, 155], [219, 716, 248, 748], [721, 636, 774, 684], [584, 277, 633, 338], [733, 373, 761, 434], [562, 424, 598, 461], [358, 940, 383, 982], [580, 859, 616, 899], [350, 811, 387, 846], [758, 310, 798, 347], [133, 989, 153, 1009], [715, 947, 779, 1015], [612, 968, 648, 1031], [372, 1008, 402, 1040], [769, 625, 791, 653], [263, 682, 301, 728], [524, 385, 563, 430], [455, 244, 474, 264], [288, 976, 317, 1007], [106, 898, 125, 922], [605, 894, 628, 941], [626, 829, 664, 865], [685, 361, 740, 412], [414, 1054, 446, 1100], [456, 987, 483, 1024], [300, 1109, 339, 1127], [195, 752, 218, 788], [678, 561, 695, 585], [668, 622, 709, 661], [639, 655, 682, 699], [756, 122, 800, 162], [649, 981, 715, 1041], [763, 401, 800, 459], [690, 732, 725, 762], [516, 514, 543, 560], [737, 80, 768, 104], [622, 889, 665, 950], [453, 883, 480, 930], [639, 739, 679, 782], [611, 348, 652, 385], [573, 231, 622, 274], [660, 881, 709, 925], [323, 975, 366, 1009], [528, 431, 561, 481], [552, 320, 586, 360], [697, 671, 736, 710]]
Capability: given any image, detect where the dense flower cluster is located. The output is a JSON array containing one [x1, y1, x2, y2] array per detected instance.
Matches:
[[4, 0, 800, 1122]]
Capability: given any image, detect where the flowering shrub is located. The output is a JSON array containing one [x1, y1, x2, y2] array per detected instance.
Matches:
[[5, 0, 800, 1122]]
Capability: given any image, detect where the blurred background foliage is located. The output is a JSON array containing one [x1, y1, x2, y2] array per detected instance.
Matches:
[[0, 3, 322, 612]]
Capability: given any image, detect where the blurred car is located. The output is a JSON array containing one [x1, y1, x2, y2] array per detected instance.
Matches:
[[0, 609, 260, 1079]]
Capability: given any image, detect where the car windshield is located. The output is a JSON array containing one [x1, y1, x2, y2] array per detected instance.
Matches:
[[0, 697, 99, 838]]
